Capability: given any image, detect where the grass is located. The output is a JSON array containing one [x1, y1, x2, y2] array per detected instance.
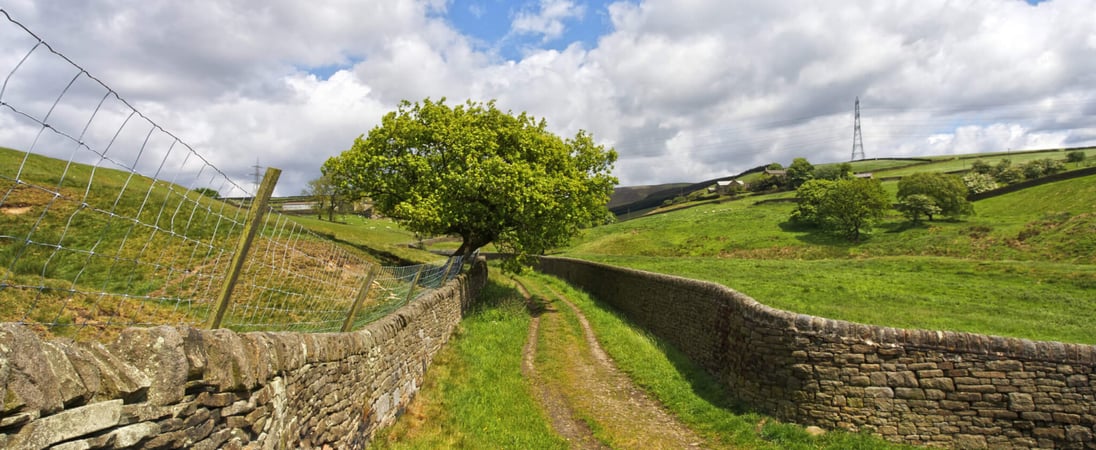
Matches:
[[565, 255, 1096, 344], [287, 214, 438, 264], [560, 172, 1096, 344], [872, 148, 1096, 178], [1, 147, 440, 338], [370, 272, 566, 449], [520, 272, 909, 449]]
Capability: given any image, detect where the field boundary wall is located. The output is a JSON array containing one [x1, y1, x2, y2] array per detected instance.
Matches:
[[537, 256, 1095, 448], [0, 260, 487, 449]]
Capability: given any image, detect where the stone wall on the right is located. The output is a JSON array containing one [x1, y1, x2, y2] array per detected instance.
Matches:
[[537, 257, 1096, 449]]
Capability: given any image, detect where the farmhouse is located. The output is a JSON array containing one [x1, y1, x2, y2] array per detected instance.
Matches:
[[714, 179, 745, 194]]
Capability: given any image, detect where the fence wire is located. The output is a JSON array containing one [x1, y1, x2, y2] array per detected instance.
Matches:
[[0, 9, 465, 341]]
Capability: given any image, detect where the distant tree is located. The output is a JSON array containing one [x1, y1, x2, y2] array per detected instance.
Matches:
[[1067, 151, 1087, 163], [765, 162, 784, 170], [897, 173, 973, 220], [791, 178, 889, 241], [896, 194, 941, 223], [970, 159, 992, 174], [748, 174, 784, 193], [786, 157, 815, 188], [1040, 158, 1066, 175], [820, 178, 890, 241], [323, 98, 617, 269], [192, 187, 220, 199], [790, 179, 835, 226], [962, 172, 998, 194], [996, 166, 1024, 184], [305, 175, 341, 221], [813, 162, 853, 181], [1022, 161, 1046, 180]]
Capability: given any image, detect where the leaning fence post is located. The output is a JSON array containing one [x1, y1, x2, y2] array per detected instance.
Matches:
[[403, 265, 426, 303], [441, 256, 459, 282], [341, 265, 379, 332], [207, 167, 281, 329]]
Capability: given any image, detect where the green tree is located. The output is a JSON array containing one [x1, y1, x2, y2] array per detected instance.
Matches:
[[961, 172, 998, 194], [820, 178, 890, 241], [1067, 151, 1086, 163], [785, 157, 815, 188], [790, 179, 835, 226], [813, 162, 853, 181], [896, 194, 941, 223], [897, 172, 973, 220], [304, 174, 342, 221], [791, 178, 888, 241], [996, 166, 1024, 184], [323, 98, 618, 269], [970, 159, 992, 174]]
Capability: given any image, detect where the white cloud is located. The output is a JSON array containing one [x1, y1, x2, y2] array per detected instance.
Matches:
[[2, 0, 1096, 194], [511, 0, 586, 42]]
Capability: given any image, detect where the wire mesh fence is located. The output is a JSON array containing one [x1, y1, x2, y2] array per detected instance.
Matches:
[[0, 8, 466, 341]]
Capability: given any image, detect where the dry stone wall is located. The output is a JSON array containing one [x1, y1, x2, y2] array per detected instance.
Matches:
[[0, 260, 486, 450], [537, 256, 1096, 449]]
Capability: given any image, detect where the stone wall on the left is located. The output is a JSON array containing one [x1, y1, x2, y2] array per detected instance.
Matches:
[[0, 260, 487, 450]]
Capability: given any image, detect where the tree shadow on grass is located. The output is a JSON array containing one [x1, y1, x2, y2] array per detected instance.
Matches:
[[776, 220, 858, 247]]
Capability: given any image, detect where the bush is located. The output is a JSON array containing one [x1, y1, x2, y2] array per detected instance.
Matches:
[[970, 159, 992, 174], [996, 166, 1024, 184], [897, 194, 941, 223], [962, 172, 998, 194], [1067, 151, 1087, 163]]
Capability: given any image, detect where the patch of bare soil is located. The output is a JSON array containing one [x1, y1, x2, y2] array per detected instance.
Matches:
[[517, 279, 705, 449]]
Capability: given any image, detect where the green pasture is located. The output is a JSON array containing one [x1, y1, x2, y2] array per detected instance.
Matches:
[[562, 173, 1096, 344]]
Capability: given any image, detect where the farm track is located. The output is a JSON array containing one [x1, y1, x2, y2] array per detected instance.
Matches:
[[515, 276, 706, 449]]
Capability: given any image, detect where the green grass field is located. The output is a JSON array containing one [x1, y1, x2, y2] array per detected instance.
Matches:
[[561, 169, 1096, 344]]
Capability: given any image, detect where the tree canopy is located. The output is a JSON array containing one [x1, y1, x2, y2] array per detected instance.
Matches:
[[896, 172, 973, 220], [323, 98, 618, 269], [792, 178, 889, 241]]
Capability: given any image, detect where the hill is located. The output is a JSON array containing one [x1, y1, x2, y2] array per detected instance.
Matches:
[[0, 147, 436, 337], [561, 166, 1096, 344]]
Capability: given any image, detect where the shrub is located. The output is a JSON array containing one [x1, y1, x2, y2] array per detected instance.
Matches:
[[996, 166, 1024, 184], [962, 172, 998, 194], [970, 159, 992, 174], [1067, 151, 1086, 163], [897, 194, 941, 223]]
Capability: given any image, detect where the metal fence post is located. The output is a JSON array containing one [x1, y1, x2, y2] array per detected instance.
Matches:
[[341, 265, 379, 332], [403, 265, 426, 303], [207, 167, 281, 329]]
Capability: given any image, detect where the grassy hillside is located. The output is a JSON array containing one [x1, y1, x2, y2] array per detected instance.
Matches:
[[560, 172, 1096, 344], [0, 147, 436, 337]]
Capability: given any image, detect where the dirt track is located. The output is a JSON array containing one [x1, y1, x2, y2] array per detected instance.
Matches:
[[516, 277, 704, 449]]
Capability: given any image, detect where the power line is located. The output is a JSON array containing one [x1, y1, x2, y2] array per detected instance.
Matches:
[[851, 96, 865, 161]]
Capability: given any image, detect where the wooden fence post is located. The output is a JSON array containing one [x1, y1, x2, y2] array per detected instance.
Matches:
[[207, 167, 280, 329], [403, 265, 425, 303], [341, 266, 379, 332]]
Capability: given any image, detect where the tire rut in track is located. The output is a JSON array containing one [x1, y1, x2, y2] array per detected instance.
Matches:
[[516, 277, 705, 449]]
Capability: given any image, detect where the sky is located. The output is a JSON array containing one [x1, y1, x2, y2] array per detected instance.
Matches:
[[2, 0, 1095, 197]]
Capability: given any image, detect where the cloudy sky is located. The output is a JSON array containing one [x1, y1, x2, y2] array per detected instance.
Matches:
[[2, 0, 1095, 196]]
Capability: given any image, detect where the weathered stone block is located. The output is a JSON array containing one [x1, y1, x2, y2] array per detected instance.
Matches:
[[112, 326, 187, 406], [886, 371, 919, 387], [107, 421, 160, 447], [986, 360, 1023, 372], [0, 324, 63, 414], [895, 388, 925, 400], [954, 434, 986, 449], [1007, 392, 1034, 412], [4, 399, 122, 449], [920, 377, 955, 391]]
